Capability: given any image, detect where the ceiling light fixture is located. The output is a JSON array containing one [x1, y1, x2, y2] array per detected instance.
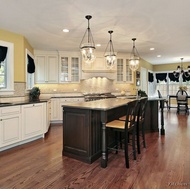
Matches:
[[104, 30, 116, 69], [173, 58, 190, 78], [63, 29, 69, 33], [80, 15, 96, 64], [129, 38, 140, 72]]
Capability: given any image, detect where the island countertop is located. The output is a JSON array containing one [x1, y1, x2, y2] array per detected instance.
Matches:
[[62, 98, 136, 111], [62, 97, 163, 111]]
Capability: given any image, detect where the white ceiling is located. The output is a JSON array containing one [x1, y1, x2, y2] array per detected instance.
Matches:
[[1, 0, 190, 65]]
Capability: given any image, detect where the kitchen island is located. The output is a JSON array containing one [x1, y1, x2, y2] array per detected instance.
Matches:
[[62, 98, 165, 168]]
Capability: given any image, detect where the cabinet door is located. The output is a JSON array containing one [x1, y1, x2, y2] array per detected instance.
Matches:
[[50, 99, 60, 121], [59, 56, 80, 83], [60, 57, 69, 82], [22, 103, 44, 140], [47, 55, 58, 83], [0, 114, 21, 147], [35, 55, 46, 83], [35, 54, 58, 83], [116, 58, 134, 83], [71, 57, 80, 82]]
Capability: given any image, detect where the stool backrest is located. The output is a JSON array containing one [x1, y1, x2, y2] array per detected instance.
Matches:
[[125, 100, 140, 130], [139, 97, 148, 121]]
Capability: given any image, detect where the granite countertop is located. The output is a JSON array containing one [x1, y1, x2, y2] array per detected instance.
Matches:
[[0, 100, 48, 107], [62, 97, 164, 111], [62, 98, 136, 111]]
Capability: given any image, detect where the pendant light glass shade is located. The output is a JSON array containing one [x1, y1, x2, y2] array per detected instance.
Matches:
[[104, 30, 116, 69], [80, 15, 96, 64], [129, 38, 140, 72]]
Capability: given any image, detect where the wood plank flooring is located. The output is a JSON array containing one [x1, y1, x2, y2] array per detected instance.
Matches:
[[0, 109, 190, 189]]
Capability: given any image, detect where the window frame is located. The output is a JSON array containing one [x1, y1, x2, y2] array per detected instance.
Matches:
[[0, 40, 14, 95], [25, 49, 35, 90]]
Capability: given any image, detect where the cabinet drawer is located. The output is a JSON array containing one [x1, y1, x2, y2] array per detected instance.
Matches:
[[0, 106, 21, 116]]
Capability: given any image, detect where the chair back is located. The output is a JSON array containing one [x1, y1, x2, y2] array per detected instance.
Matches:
[[157, 90, 162, 98], [138, 97, 148, 122], [176, 90, 188, 102], [125, 100, 140, 130]]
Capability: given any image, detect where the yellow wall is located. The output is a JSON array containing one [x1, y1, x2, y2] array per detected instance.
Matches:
[[139, 58, 153, 71], [153, 62, 190, 72], [0, 28, 33, 82]]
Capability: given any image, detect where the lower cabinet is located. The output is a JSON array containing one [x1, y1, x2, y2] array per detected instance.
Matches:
[[51, 97, 85, 123], [22, 103, 45, 140], [0, 102, 47, 151], [0, 106, 21, 147]]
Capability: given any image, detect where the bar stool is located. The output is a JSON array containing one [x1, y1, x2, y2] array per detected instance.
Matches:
[[105, 100, 140, 168], [119, 97, 148, 154]]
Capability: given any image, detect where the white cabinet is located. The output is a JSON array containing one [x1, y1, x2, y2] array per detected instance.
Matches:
[[59, 52, 80, 83], [0, 106, 21, 147], [35, 52, 58, 83], [22, 103, 45, 140], [116, 58, 134, 83], [51, 97, 85, 123], [50, 98, 60, 121]]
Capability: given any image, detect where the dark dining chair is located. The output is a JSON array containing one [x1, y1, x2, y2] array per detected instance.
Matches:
[[157, 90, 169, 109], [105, 100, 140, 168], [176, 90, 189, 115]]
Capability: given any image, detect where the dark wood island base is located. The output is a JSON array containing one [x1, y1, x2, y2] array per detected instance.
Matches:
[[62, 98, 165, 167]]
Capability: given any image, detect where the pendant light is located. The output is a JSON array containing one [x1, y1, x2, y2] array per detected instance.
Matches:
[[80, 15, 96, 64], [129, 38, 140, 72], [104, 30, 116, 69], [173, 58, 190, 78]]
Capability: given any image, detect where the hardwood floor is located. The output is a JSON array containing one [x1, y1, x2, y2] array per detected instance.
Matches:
[[0, 109, 190, 189]]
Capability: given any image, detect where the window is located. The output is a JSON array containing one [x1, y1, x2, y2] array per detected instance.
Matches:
[[26, 49, 35, 90], [0, 40, 14, 95], [154, 72, 190, 97]]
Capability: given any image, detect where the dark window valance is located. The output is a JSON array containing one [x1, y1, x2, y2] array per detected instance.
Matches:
[[182, 73, 190, 82], [148, 72, 154, 82], [155, 73, 167, 83], [0, 46, 8, 63], [168, 73, 179, 82], [27, 55, 35, 73]]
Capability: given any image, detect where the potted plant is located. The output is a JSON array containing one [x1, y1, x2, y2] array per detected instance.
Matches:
[[29, 87, 40, 101], [138, 89, 147, 97]]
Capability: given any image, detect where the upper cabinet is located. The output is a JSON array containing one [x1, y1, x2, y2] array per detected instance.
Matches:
[[116, 57, 134, 83], [59, 52, 81, 83], [34, 51, 59, 83]]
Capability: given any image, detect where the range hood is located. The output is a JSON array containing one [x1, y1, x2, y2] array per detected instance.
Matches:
[[81, 53, 116, 80], [81, 70, 116, 80]]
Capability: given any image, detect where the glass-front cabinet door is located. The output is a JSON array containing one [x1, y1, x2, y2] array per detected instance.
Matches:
[[60, 57, 69, 82], [116, 58, 134, 83], [59, 53, 80, 83], [71, 57, 79, 82]]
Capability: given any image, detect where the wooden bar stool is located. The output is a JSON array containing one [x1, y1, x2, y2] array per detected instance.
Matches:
[[119, 97, 148, 154], [106, 100, 140, 168]]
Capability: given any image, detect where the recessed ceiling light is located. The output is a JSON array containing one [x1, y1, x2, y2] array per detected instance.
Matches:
[[96, 44, 101, 47], [63, 29, 69, 33], [150, 48, 155, 51], [157, 55, 161, 57]]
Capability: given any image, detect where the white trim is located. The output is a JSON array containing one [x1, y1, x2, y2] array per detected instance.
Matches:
[[25, 49, 34, 90], [0, 40, 14, 95]]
